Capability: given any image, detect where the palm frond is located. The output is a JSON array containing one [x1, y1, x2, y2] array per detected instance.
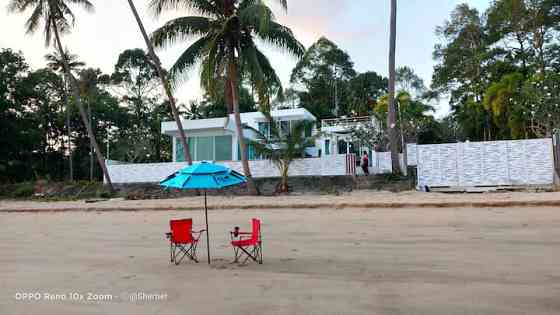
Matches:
[[149, 0, 221, 17], [254, 22, 304, 58], [24, 3, 45, 35], [240, 0, 287, 12], [239, 2, 275, 33], [254, 46, 283, 99], [66, 0, 94, 12], [150, 16, 212, 48], [168, 35, 212, 87]]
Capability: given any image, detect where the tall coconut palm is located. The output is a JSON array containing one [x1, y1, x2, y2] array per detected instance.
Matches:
[[8, 0, 115, 190], [126, 0, 192, 165], [387, 0, 400, 174], [149, 0, 304, 194], [45, 48, 85, 181]]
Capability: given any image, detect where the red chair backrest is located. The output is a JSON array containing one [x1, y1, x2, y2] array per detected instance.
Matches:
[[170, 219, 193, 243], [251, 218, 261, 242]]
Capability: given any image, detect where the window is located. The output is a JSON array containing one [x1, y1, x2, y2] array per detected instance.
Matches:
[[196, 136, 214, 161], [176, 138, 185, 162], [215, 135, 232, 161], [258, 122, 270, 138], [280, 121, 290, 135], [325, 139, 330, 155]]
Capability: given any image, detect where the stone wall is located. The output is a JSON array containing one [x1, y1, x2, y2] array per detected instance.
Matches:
[[116, 175, 413, 199]]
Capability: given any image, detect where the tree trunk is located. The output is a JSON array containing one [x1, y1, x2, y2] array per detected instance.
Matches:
[[64, 75, 74, 181], [52, 22, 114, 191], [228, 58, 258, 195], [387, 0, 401, 175], [127, 0, 192, 165]]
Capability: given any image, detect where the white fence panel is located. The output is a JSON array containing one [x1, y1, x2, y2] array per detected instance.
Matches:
[[415, 138, 553, 188]]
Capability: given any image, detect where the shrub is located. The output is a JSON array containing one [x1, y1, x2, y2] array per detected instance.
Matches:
[[11, 183, 35, 198]]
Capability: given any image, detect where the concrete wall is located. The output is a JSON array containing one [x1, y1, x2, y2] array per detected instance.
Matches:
[[107, 154, 353, 184], [414, 139, 554, 187]]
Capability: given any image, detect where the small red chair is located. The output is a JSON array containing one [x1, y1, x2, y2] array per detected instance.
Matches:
[[230, 218, 263, 264], [166, 219, 205, 265]]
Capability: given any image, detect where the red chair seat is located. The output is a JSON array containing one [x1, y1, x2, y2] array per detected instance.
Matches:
[[231, 239, 256, 247]]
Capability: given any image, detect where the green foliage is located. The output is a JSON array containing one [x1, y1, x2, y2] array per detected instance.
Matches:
[[150, 0, 305, 112], [252, 120, 316, 193], [433, 1, 560, 141], [11, 183, 35, 198]]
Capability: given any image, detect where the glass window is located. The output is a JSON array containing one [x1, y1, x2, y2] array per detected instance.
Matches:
[[258, 122, 270, 138], [215, 135, 232, 161], [176, 138, 196, 162], [280, 121, 289, 135], [196, 136, 214, 161], [188, 137, 195, 160], [325, 139, 330, 155]]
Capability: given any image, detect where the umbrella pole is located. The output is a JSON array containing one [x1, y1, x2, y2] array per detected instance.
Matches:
[[204, 190, 210, 264]]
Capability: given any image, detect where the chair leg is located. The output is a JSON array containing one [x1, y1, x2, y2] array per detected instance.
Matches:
[[173, 243, 198, 265], [170, 242, 175, 263], [232, 247, 240, 263]]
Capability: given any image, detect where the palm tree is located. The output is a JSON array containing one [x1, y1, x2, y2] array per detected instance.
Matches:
[[252, 120, 316, 193], [45, 48, 85, 181], [8, 0, 115, 190], [387, 0, 400, 174], [149, 0, 304, 194], [126, 0, 192, 165]]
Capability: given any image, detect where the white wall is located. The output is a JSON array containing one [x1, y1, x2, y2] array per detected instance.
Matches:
[[414, 139, 554, 187], [107, 154, 353, 184]]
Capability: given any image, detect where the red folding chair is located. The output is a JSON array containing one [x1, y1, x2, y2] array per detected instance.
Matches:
[[230, 218, 263, 264], [166, 219, 205, 265]]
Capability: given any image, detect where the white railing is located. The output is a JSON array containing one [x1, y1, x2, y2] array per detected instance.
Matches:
[[321, 116, 377, 129]]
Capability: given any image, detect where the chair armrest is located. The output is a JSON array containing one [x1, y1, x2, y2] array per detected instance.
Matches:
[[165, 232, 172, 239]]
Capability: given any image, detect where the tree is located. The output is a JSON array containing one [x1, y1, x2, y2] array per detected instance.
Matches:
[[126, 0, 192, 165], [8, 0, 115, 190], [348, 71, 388, 116], [290, 37, 357, 119], [149, 0, 305, 195], [252, 120, 316, 193], [387, 0, 400, 174], [45, 48, 85, 181], [396, 66, 426, 97]]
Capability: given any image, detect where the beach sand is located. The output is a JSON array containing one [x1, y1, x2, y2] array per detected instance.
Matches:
[[1, 206, 560, 314]]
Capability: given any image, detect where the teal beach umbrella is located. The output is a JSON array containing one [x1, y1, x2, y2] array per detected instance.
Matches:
[[160, 161, 247, 264]]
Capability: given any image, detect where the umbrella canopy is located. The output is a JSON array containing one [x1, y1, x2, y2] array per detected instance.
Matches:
[[160, 161, 247, 264], [160, 162, 246, 190]]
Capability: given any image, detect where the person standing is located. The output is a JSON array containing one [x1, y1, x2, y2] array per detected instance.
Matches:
[[361, 151, 370, 175]]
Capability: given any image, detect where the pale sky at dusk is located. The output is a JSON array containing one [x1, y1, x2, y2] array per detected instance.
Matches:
[[0, 0, 490, 117]]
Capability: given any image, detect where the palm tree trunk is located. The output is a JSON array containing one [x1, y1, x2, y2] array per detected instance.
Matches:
[[52, 22, 114, 190], [127, 0, 192, 165], [64, 76, 74, 181], [387, 0, 401, 175], [228, 58, 258, 195]]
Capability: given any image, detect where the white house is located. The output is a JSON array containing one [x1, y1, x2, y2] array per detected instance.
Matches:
[[162, 108, 383, 162], [105, 108, 391, 184], [162, 108, 318, 163]]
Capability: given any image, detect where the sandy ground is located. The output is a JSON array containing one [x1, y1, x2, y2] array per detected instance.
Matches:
[[1, 207, 560, 315], [3, 190, 560, 212]]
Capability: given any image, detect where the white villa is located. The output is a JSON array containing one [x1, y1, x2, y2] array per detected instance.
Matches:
[[162, 108, 381, 163], [107, 107, 393, 184]]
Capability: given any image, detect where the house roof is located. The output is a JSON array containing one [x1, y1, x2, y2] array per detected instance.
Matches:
[[161, 107, 317, 136], [161, 117, 231, 135]]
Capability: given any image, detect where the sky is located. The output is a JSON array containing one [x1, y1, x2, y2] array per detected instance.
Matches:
[[0, 0, 490, 117]]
